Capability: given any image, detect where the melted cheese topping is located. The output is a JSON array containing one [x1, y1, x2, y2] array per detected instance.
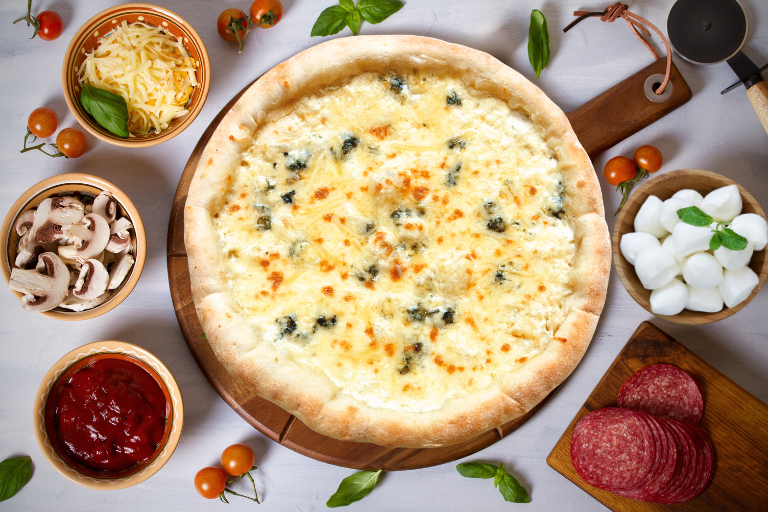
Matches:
[[213, 71, 574, 413]]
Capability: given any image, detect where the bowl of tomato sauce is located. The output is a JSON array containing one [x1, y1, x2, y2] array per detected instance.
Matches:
[[33, 341, 183, 489]]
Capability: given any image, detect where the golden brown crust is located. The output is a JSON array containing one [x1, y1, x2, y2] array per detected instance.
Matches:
[[185, 35, 609, 447]]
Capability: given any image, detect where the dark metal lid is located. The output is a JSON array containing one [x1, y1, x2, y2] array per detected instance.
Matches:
[[667, 0, 747, 64]]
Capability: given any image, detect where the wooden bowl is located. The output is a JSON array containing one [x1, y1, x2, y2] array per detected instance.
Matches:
[[613, 169, 767, 324], [33, 341, 183, 489], [62, 3, 210, 147], [0, 173, 146, 320]]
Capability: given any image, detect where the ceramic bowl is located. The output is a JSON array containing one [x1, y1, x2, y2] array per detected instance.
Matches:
[[33, 341, 183, 489], [613, 169, 767, 324], [0, 173, 146, 320], [62, 3, 210, 147]]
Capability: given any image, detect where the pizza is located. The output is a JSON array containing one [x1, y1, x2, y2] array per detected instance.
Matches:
[[185, 36, 610, 448]]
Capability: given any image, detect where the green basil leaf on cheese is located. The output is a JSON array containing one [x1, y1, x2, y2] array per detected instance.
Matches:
[[677, 206, 715, 227]]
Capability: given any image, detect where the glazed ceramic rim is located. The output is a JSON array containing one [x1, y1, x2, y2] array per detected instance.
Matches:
[[0, 173, 146, 320], [62, 3, 210, 147], [33, 341, 184, 490]]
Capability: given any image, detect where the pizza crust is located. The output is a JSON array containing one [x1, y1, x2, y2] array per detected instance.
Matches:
[[185, 35, 610, 447]]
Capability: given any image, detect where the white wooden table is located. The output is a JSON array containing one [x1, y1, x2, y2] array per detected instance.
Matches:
[[1, 1, 766, 510]]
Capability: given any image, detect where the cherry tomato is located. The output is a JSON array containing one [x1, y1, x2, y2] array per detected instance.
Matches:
[[194, 467, 227, 499], [56, 128, 88, 158], [604, 156, 637, 186], [28, 107, 58, 138], [221, 444, 255, 476], [36, 11, 63, 41], [250, 0, 283, 28], [217, 8, 247, 43], [633, 145, 663, 173]]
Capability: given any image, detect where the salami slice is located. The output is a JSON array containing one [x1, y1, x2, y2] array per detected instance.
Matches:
[[618, 364, 704, 424]]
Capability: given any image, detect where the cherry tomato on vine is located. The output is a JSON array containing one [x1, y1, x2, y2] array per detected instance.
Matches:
[[28, 107, 58, 138], [56, 128, 87, 158], [36, 11, 63, 41], [633, 145, 663, 173], [604, 156, 637, 186], [250, 0, 283, 28], [194, 467, 227, 499], [217, 8, 247, 43], [221, 444, 255, 476]]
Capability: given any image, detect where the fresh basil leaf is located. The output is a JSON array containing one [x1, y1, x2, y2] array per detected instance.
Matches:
[[528, 9, 550, 79], [357, 0, 404, 24], [498, 472, 530, 503], [326, 469, 382, 508], [456, 462, 497, 479], [493, 463, 505, 488], [347, 9, 362, 35], [80, 84, 130, 138], [340, 0, 355, 12], [719, 227, 749, 251], [677, 206, 714, 227], [0, 456, 32, 502], [311, 5, 350, 36], [709, 230, 723, 252]]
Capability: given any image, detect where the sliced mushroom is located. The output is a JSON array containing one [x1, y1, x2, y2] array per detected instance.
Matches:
[[48, 197, 85, 225], [92, 192, 117, 223], [73, 259, 109, 300], [106, 233, 131, 253], [108, 254, 134, 290], [67, 213, 111, 259], [8, 252, 70, 311], [110, 217, 133, 235], [59, 290, 111, 312], [15, 231, 45, 269], [30, 199, 62, 243], [15, 210, 36, 236]]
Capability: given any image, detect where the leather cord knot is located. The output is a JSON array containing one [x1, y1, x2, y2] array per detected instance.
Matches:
[[564, 3, 672, 95]]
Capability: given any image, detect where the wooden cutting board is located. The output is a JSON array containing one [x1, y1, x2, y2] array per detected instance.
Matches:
[[168, 57, 691, 470], [546, 321, 768, 511]]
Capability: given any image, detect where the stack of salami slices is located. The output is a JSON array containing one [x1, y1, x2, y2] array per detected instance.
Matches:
[[570, 364, 715, 503]]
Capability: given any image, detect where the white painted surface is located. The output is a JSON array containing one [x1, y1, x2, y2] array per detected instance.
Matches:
[[1, 1, 766, 510]]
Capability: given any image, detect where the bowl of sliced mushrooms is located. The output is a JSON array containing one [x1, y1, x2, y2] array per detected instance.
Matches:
[[1, 174, 145, 320]]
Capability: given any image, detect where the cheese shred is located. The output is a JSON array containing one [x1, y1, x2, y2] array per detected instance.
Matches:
[[77, 21, 198, 136]]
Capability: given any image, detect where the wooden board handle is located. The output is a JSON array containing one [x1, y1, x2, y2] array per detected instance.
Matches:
[[566, 58, 692, 160], [746, 81, 768, 137]]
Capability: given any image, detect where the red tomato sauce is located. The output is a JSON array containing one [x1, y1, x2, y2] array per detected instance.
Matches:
[[48, 358, 168, 473]]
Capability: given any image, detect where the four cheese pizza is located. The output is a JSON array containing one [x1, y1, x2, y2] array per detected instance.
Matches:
[[185, 36, 610, 447]]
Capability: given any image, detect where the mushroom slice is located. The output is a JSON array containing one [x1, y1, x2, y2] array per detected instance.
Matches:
[[15, 231, 45, 269], [106, 233, 131, 253], [73, 259, 109, 300], [110, 217, 133, 235], [48, 197, 85, 225], [92, 192, 117, 223], [8, 252, 70, 312], [67, 213, 111, 259], [15, 210, 36, 236], [108, 254, 135, 290], [30, 199, 62, 243], [59, 290, 111, 312]]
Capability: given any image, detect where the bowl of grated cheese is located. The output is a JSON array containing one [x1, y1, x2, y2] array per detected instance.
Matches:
[[62, 4, 210, 147]]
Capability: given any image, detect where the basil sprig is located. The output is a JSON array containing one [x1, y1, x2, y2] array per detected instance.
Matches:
[[456, 462, 530, 503], [80, 83, 130, 138], [677, 206, 749, 251], [311, 0, 403, 37], [326, 469, 382, 507], [528, 9, 550, 79], [0, 456, 32, 502]]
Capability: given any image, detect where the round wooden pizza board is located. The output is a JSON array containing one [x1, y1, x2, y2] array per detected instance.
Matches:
[[166, 78, 557, 471]]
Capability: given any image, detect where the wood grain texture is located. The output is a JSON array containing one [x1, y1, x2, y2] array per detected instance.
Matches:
[[566, 58, 692, 159], [612, 169, 767, 324], [546, 321, 768, 511], [746, 81, 768, 137]]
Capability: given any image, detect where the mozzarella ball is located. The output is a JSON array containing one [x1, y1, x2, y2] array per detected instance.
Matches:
[[714, 240, 754, 270], [634, 195, 668, 238], [659, 197, 691, 233], [672, 221, 715, 258], [620, 232, 660, 265], [700, 185, 742, 222], [635, 246, 679, 290], [686, 284, 724, 313], [718, 266, 760, 308], [650, 278, 689, 316], [672, 189, 703, 207], [661, 235, 684, 275], [730, 213, 768, 251], [682, 252, 723, 289]]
